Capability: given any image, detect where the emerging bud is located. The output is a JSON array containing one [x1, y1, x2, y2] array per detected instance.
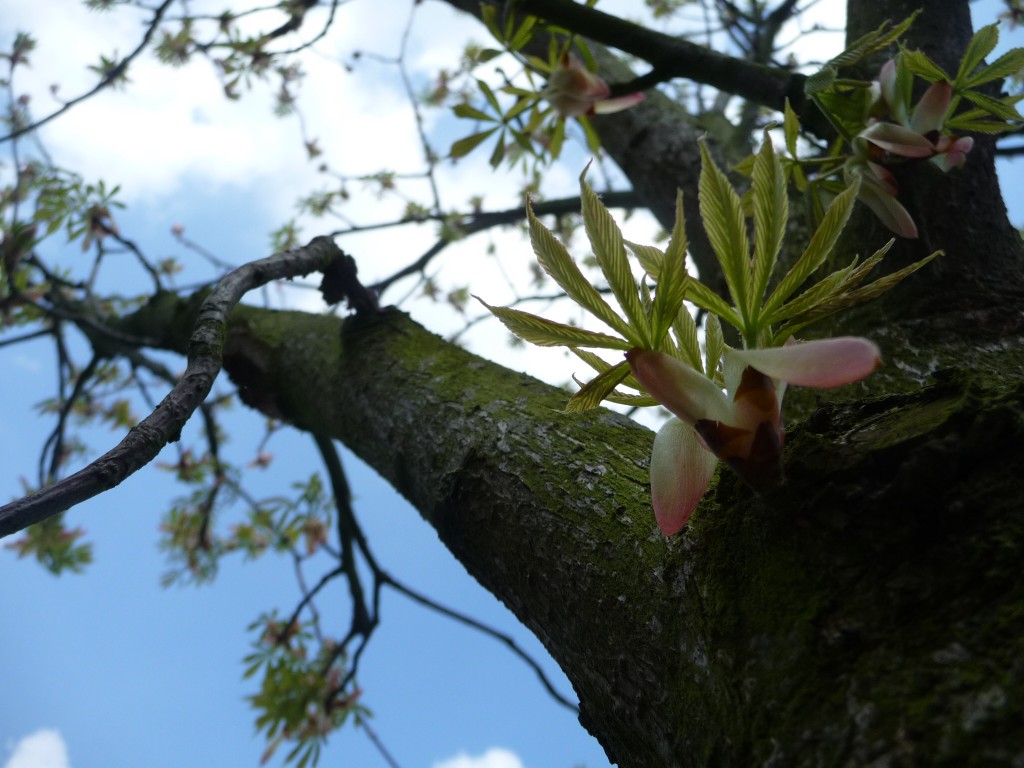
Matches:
[[628, 338, 882, 532], [543, 54, 643, 118]]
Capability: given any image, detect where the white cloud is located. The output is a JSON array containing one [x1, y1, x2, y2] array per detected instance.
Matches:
[[2, 730, 70, 768], [433, 747, 525, 768], [1, 0, 456, 205]]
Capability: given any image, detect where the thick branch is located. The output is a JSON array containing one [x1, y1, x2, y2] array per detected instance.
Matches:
[[445, 0, 806, 113], [22, 279, 1022, 766]]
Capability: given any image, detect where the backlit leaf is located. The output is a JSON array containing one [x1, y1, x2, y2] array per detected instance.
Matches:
[[764, 178, 859, 315], [449, 128, 499, 159], [751, 132, 788, 316], [956, 24, 999, 85], [453, 103, 495, 121], [783, 99, 800, 156], [900, 49, 950, 83], [698, 140, 750, 326], [686, 278, 741, 330], [481, 301, 631, 349], [580, 173, 649, 344], [566, 362, 631, 411], [705, 313, 725, 385], [604, 390, 660, 407], [626, 240, 665, 280], [672, 305, 703, 373], [650, 191, 690, 347], [964, 47, 1024, 89], [526, 199, 637, 342]]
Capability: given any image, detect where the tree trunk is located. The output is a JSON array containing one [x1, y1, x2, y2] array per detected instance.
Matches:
[[115, 0, 1024, 763], [117, 289, 1024, 765]]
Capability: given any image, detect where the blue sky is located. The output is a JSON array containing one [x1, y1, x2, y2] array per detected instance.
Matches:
[[0, 1, 619, 765], [2, 1, 1022, 767]]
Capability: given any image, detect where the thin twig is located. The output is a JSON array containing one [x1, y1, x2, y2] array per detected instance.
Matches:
[[0, 0, 177, 144], [369, 190, 639, 295], [382, 573, 580, 713], [362, 722, 404, 768]]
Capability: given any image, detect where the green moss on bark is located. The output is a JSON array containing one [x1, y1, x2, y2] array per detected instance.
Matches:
[[685, 371, 1024, 766]]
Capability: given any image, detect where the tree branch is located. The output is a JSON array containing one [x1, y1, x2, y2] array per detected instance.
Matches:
[[442, 0, 810, 114], [367, 191, 639, 295], [0, 236, 345, 537], [0, 0, 176, 144]]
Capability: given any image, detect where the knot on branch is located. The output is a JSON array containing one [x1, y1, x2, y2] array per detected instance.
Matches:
[[318, 243, 380, 315]]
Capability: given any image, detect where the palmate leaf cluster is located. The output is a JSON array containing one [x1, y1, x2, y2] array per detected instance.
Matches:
[[744, 18, 1024, 236], [244, 613, 366, 768], [808, 17, 1024, 144], [899, 24, 1024, 135], [447, 9, 603, 168], [484, 134, 939, 412], [3, 512, 92, 574]]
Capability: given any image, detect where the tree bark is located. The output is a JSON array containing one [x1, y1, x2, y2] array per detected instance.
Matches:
[[116, 294, 1024, 766], [11, 0, 1024, 764], [111, 1, 1024, 763]]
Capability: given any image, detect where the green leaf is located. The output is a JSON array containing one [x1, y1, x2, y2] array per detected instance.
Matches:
[[672, 305, 703, 373], [524, 53, 552, 73], [507, 14, 537, 50], [477, 79, 502, 114], [841, 238, 894, 289], [964, 47, 1024, 89], [566, 362, 631, 412], [814, 87, 876, 138], [626, 240, 665, 280], [449, 128, 499, 159], [777, 250, 940, 338], [784, 99, 800, 156], [481, 4, 501, 40], [570, 347, 653, 399], [956, 24, 1000, 85], [731, 154, 756, 176], [475, 48, 504, 64], [480, 300, 631, 349], [580, 174, 651, 346], [945, 115, 1020, 134], [579, 115, 602, 152], [770, 240, 896, 330], [488, 129, 506, 168], [510, 127, 533, 153], [526, 200, 636, 341], [548, 114, 566, 159], [900, 49, 951, 83], [765, 262, 855, 325], [804, 65, 837, 95], [750, 133, 788, 317], [704, 313, 725, 385], [698, 140, 751, 327], [570, 346, 614, 373], [829, 12, 918, 69], [452, 103, 495, 122], [604, 390, 659, 407], [504, 95, 535, 121], [960, 90, 1024, 122], [650, 190, 690, 347], [503, 85, 540, 98], [639, 278, 653, 319], [763, 178, 859, 316], [686, 278, 742, 330]]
